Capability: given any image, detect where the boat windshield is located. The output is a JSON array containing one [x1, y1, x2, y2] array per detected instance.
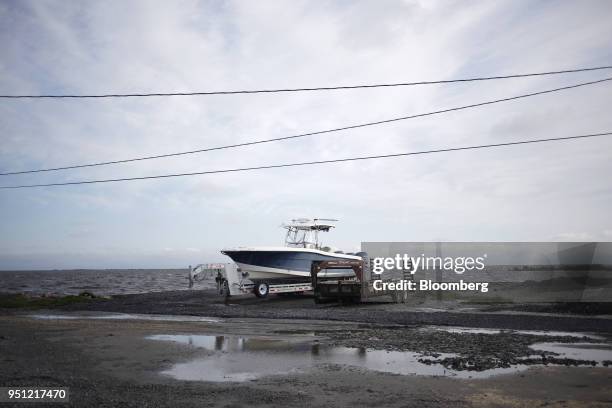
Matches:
[[283, 218, 336, 249], [285, 228, 312, 248]]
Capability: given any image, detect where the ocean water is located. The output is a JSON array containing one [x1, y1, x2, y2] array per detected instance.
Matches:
[[2, 266, 610, 300], [0, 269, 213, 296]]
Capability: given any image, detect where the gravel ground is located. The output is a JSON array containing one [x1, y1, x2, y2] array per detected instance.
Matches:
[[1, 290, 612, 407], [1, 315, 612, 408], [57, 289, 612, 332]]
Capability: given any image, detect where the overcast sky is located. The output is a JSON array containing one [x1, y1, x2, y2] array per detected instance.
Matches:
[[1, 0, 611, 269]]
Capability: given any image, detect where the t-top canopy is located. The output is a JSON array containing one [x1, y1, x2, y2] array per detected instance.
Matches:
[[283, 218, 338, 232]]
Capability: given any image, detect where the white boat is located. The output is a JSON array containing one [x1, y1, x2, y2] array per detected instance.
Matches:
[[221, 219, 363, 284]]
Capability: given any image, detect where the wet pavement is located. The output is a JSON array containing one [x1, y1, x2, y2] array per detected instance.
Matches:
[[3, 308, 612, 407], [29, 312, 220, 322]]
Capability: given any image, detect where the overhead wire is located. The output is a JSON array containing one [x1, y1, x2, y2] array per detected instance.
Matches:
[[1, 65, 611, 99], [2, 76, 611, 176], [1, 131, 610, 189]]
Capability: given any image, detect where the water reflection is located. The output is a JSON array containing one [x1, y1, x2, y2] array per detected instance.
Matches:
[[147, 334, 520, 382]]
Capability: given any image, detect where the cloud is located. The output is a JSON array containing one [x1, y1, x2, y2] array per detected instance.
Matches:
[[0, 0, 611, 268]]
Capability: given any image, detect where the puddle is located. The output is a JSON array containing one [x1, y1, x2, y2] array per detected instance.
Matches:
[[529, 342, 612, 363], [147, 334, 527, 382], [425, 326, 502, 335], [427, 326, 604, 339], [513, 330, 605, 340], [412, 307, 448, 313], [29, 312, 219, 323]]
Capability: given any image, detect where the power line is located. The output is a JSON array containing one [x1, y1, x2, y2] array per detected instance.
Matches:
[[2, 132, 610, 189], [1, 65, 611, 99], [2, 76, 611, 177]]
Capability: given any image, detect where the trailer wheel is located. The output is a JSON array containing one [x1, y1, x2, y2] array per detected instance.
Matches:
[[254, 282, 269, 298]]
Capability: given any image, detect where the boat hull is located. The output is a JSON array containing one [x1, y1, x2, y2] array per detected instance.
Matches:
[[222, 248, 361, 283]]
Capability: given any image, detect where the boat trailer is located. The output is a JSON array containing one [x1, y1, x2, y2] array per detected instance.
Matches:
[[189, 263, 313, 298], [189, 257, 413, 303]]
